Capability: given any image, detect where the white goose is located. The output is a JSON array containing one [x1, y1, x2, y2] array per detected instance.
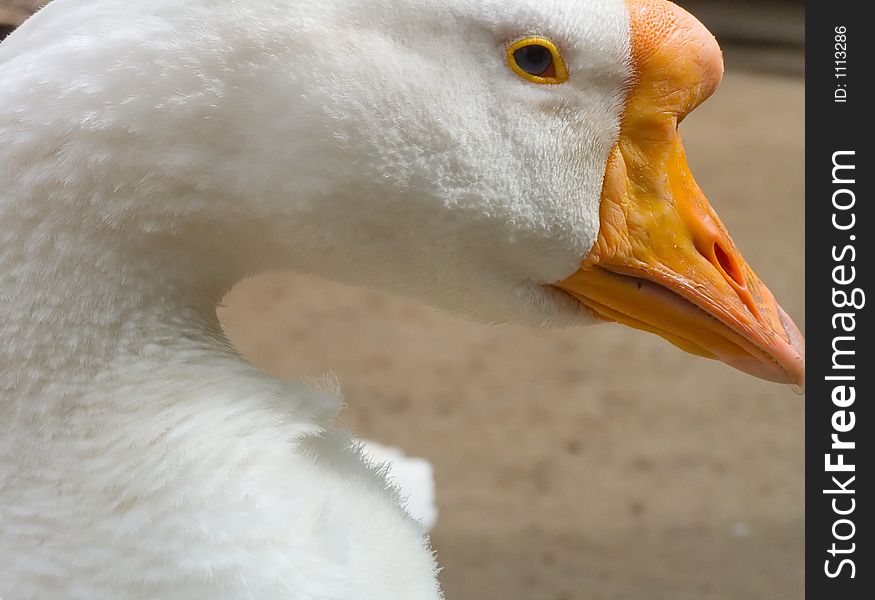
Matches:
[[0, 0, 804, 598]]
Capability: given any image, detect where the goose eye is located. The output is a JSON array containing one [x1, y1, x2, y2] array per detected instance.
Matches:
[[507, 37, 569, 84], [514, 45, 552, 76]]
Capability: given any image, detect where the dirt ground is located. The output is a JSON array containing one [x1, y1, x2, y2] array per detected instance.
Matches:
[[220, 68, 805, 600], [3, 2, 804, 596]]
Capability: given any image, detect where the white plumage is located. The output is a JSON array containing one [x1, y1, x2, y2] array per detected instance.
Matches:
[[0, 0, 629, 597], [360, 441, 437, 531], [1, 0, 804, 598]]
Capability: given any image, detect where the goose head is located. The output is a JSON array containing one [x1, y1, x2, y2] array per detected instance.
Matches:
[[1, 0, 803, 385]]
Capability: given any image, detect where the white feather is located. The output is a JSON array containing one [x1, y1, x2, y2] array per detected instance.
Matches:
[[359, 440, 438, 531], [0, 0, 632, 597]]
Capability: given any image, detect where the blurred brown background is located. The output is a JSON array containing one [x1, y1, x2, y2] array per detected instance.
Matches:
[[0, 1, 37, 40], [3, 2, 804, 599]]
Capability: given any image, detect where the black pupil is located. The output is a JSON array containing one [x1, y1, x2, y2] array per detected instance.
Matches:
[[513, 44, 553, 76]]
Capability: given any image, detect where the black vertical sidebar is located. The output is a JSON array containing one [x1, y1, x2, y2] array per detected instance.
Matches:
[[806, 1, 871, 599]]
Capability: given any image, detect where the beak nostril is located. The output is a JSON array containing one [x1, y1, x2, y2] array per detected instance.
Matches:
[[713, 242, 745, 288]]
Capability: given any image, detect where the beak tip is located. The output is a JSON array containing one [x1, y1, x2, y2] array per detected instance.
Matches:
[[776, 304, 805, 390]]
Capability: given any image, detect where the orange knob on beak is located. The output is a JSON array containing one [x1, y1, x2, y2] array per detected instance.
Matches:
[[555, 0, 805, 386]]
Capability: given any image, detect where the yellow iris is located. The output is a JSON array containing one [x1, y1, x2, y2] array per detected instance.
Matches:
[[506, 37, 569, 85]]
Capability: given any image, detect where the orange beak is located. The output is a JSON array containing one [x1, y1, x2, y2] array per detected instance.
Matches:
[[555, 0, 804, 386]]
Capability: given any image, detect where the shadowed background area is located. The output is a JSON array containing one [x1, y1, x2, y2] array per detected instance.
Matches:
[[2, 2, 804, 598]]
